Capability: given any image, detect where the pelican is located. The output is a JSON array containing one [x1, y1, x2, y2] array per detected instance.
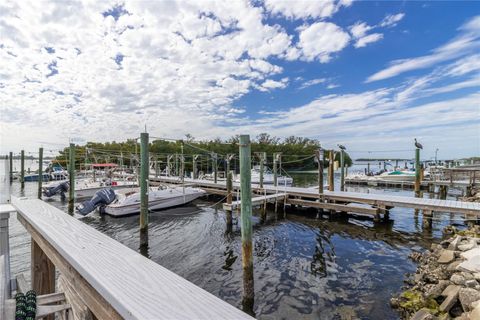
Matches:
[[414, 138, 423, 149], [338, 144, 346, 150]]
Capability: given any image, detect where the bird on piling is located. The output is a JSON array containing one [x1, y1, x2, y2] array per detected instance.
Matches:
[[338, 144, 346, 150], [414, 138, 423, 149]]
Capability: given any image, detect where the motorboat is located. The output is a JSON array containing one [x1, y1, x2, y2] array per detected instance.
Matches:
[[42, 177, 137, 198], [374, 170, 416, 181], [235, 165, 293, 186], [102, 185, 206, 217]]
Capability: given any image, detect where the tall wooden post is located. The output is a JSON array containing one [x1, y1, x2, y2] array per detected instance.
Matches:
[[367, 162, 370, 175], [239, 135, 254, 312], [340, 149, 345, 191], [328, 150, 334, 191], [191, 155, 196, 179], [212, 153, 218, 183], [415, 148, 421, 196], [273, 153, 278, 187], [140, 133, 149, 247], [226, 171, 233, 230], [180, 141, 184, 181], [68, 143, 75, 214], [20, 150, 25, 189], [316, 148, 324, 196], [259, 152, 266, 188], [38, 148, 43, 199], [175, 153, 179, 177], [8, 152, 13, 183]]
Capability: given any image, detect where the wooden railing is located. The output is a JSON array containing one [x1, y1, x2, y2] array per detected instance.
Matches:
[[10, 197, 254, 320]]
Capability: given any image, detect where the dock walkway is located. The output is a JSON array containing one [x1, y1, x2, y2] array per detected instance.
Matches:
[[151, 176, 480, 217]]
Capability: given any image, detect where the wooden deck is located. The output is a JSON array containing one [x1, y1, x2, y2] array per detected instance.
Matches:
[[345, 177, 473, 189], [151, 176, 480, 217], [223, 193, 287, 210], [10, 196, 254, 320]]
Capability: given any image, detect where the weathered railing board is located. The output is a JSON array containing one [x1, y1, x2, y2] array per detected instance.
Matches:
[[12, 197, 254, 320], [1, 255, 5, 320]]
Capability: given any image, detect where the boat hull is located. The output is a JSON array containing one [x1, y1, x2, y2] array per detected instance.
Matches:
[[104, 190, 205, 217]]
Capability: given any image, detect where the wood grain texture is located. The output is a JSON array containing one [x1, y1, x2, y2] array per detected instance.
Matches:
[[32, 240, 55, 296], [12, 197, 254, 320], [1, 255, 5, 320]]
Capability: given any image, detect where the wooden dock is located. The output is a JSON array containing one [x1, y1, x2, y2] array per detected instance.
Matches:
[[151, 176, 480, 220], [345, 177, 474, 189], [1, 197, 254, 320]]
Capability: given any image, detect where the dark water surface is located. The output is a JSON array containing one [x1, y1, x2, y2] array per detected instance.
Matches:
[[2, 160, 467, 319]]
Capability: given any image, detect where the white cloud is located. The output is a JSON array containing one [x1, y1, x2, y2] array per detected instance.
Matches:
[[380, 13, 405, 27], [289, 22, 350, 62], [299, 78, 327, 89], [258, 78, 289, 91], [366, 15, 480, 82], [354, 33, 383, 48], [264, 0, 352, 20], [349, 22, 372, 39]]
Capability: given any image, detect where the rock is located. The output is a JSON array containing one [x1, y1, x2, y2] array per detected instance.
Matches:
[[448, 236, 462, 251], [472, 303, 480, 320], [458, 256, 480, 273], [474, 273, 480, 281], [448, 261, 462, 272], [461, 248, 480, 260], [409, 308, 435, 320], [440, 285, 461, 312], [465, 279, 479, 288], [451, 274, 466, 285], [459, 288, 480, 312], [439, 250, 456, 264], [458, 242, 476, 252], [426, 280, 450, 298]]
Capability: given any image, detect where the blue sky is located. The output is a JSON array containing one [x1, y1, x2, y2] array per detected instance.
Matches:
[[0, 0, 479, 160]]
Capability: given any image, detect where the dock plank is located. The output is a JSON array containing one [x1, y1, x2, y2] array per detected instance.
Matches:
[[12, 197, 254, 320], [152, 176, 480, 216]]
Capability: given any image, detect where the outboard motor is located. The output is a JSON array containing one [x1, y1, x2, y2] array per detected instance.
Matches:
[[43, 181, 69, 198], [76, 188, 116, 216]]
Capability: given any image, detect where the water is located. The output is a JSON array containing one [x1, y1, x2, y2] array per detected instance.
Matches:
[[1, 160, 468, 319]]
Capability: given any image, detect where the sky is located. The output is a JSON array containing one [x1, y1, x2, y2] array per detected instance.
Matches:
[[0, 0, 479, 160]]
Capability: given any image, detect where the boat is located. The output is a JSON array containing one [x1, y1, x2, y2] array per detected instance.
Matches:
[[235, 165, 293, 186], [23, 173, 51, 182], [102, 185, 206, 217], [374, 170, 416, 181], [42, 177, 137, 198]]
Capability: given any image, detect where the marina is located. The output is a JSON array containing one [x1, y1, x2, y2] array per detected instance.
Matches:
[[1, 134, 479, 319], [1, 2, 480, 319]]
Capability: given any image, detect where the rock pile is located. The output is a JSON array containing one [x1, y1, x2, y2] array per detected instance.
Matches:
[[391, 230, 480, 319]]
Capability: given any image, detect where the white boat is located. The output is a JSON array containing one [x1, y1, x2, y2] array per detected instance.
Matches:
[[43, 178, 137, 198], [104, 186, 206, 217], [235, 165, 293, 186], [374, 170, 416, 181]]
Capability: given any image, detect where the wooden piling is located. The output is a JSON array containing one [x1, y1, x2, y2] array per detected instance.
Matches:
[[316, 148, 324, 197], [226, 171, 233, 228], [212, 153, 218, 183], [367, 162, 370, 175], [239, 135, 254, 312], [193, 155, 199, 179], [415, 148, 421, 196], [259, 152, 266, 188], [20, 150, 25, 189], [328, 150, 334, 191], [140, 132, 149, 247], [8, 152, 12, 183], [273, 153, 278, 187], [340, 149, 345, 192], [68, 143, 75, 214], [38, 147, 43, 199]]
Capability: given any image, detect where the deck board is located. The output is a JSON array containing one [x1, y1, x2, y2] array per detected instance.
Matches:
[[152, 176, 480, 216]]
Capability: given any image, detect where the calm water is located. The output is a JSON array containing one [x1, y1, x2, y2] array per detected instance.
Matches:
[[1, 160, 467, 319]]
